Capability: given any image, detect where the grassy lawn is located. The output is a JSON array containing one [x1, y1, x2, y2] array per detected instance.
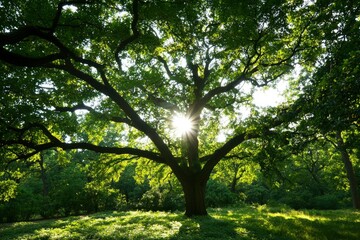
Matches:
[[1, 205, 359, 240]]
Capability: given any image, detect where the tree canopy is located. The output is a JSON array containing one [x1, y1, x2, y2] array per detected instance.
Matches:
[[1, 0, 359, 216]]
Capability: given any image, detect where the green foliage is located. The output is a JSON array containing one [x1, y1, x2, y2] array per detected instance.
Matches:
[[289, 1, 360, 208], [116, 163, 149, 204], [205, 179, 237, 208], [0, 175, 44, 222], [139, 186, 184, 212], [115, 163, 185, 211], [244, 184, 270, 205], [48, 163, 88, 215], [0, 179, 17, 202], [312, 194, 342, 210]]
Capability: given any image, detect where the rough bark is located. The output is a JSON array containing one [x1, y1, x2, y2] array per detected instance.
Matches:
[[179, 173, 208, 217]]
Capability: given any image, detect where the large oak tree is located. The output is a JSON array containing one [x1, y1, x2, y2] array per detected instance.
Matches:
[[1, 0, 314, 216]]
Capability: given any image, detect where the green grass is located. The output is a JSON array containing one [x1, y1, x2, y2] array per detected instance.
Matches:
[[1, 206, 359, 240]]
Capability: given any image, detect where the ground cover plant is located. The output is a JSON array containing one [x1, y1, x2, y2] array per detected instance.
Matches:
[[1, 206, 359, 240]]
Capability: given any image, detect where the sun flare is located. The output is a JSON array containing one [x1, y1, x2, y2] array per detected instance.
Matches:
[[172, 114, 194, 137]]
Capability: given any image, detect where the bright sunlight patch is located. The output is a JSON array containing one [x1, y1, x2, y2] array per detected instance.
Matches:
[[172, 114, 195, 137]]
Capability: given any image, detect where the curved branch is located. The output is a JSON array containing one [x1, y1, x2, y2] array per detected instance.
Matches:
[[201, 105, 301, 178], [115, 0, 141, 70], [0, 0, 184, 177], [260, 17, 312, 68], [0, 26, 67, 65], [191, 74, 247, 115], [61, 142, 165, 163], [3, 140, 166, 164], [54, 103, 133, 125], [157, 56, 173, 78], [201, 132, 252, 175], [2, 124, 166, 164], [55, 102, 94, 112], [0, 48, 65, 67], [50, 61, 180, 171], [0, 25, 104, 71], [51, 1, 92, 32], [147, 94, 180, 112]]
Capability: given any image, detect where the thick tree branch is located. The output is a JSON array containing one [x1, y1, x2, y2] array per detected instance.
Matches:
[[54, 103, 133, 125], [0, 48, 65, 67], [201, 132, 253, 176], [51, 1, 92, 32], [190, 74, 247, 115], [186, 55, 206, 100], [261, 18, 312, 68], [201, 105, 301, 179], [61, 142, 166, 164], [148, 95, 180, 112], [54, 103, 94, 112], [3, 140, 166, 164], [51, 61, 183, 173], [2, 124, 166, 164], [203, 49, 212, 83], [157, 56, 173, 78], [0, 23, 177, 172], [115, 0, 141, 70], [0, 26, 68, 66], [0, 25, 104, 72]]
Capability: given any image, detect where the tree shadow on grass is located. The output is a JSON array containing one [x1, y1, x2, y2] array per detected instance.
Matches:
[[0, 217, 74, 240], [1, 209, 359, 239], [171, 214, 239, 240], [0, 212, 130, 240]]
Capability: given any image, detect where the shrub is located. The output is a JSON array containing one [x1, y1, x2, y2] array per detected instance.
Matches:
[[206, 179, 237, 207], [139, 186, 184, 211], [312, 194, 341, 210], [242, 183, 270, 205], [278, 190, 313, 209]]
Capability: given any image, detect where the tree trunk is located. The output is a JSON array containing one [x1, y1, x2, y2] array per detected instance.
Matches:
[[39, 157, 49, 197], [180, 174, 208, 217], [336, 131, 360, 209], [230, 176, 237, 193], [339, 148, 360, 209]]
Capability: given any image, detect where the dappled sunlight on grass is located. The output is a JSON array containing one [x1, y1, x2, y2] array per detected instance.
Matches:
[[267, 211, 329, 221], [210, 206, 360, 240], [0, 206, 359, 239], [0, 211, 184, 240]]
